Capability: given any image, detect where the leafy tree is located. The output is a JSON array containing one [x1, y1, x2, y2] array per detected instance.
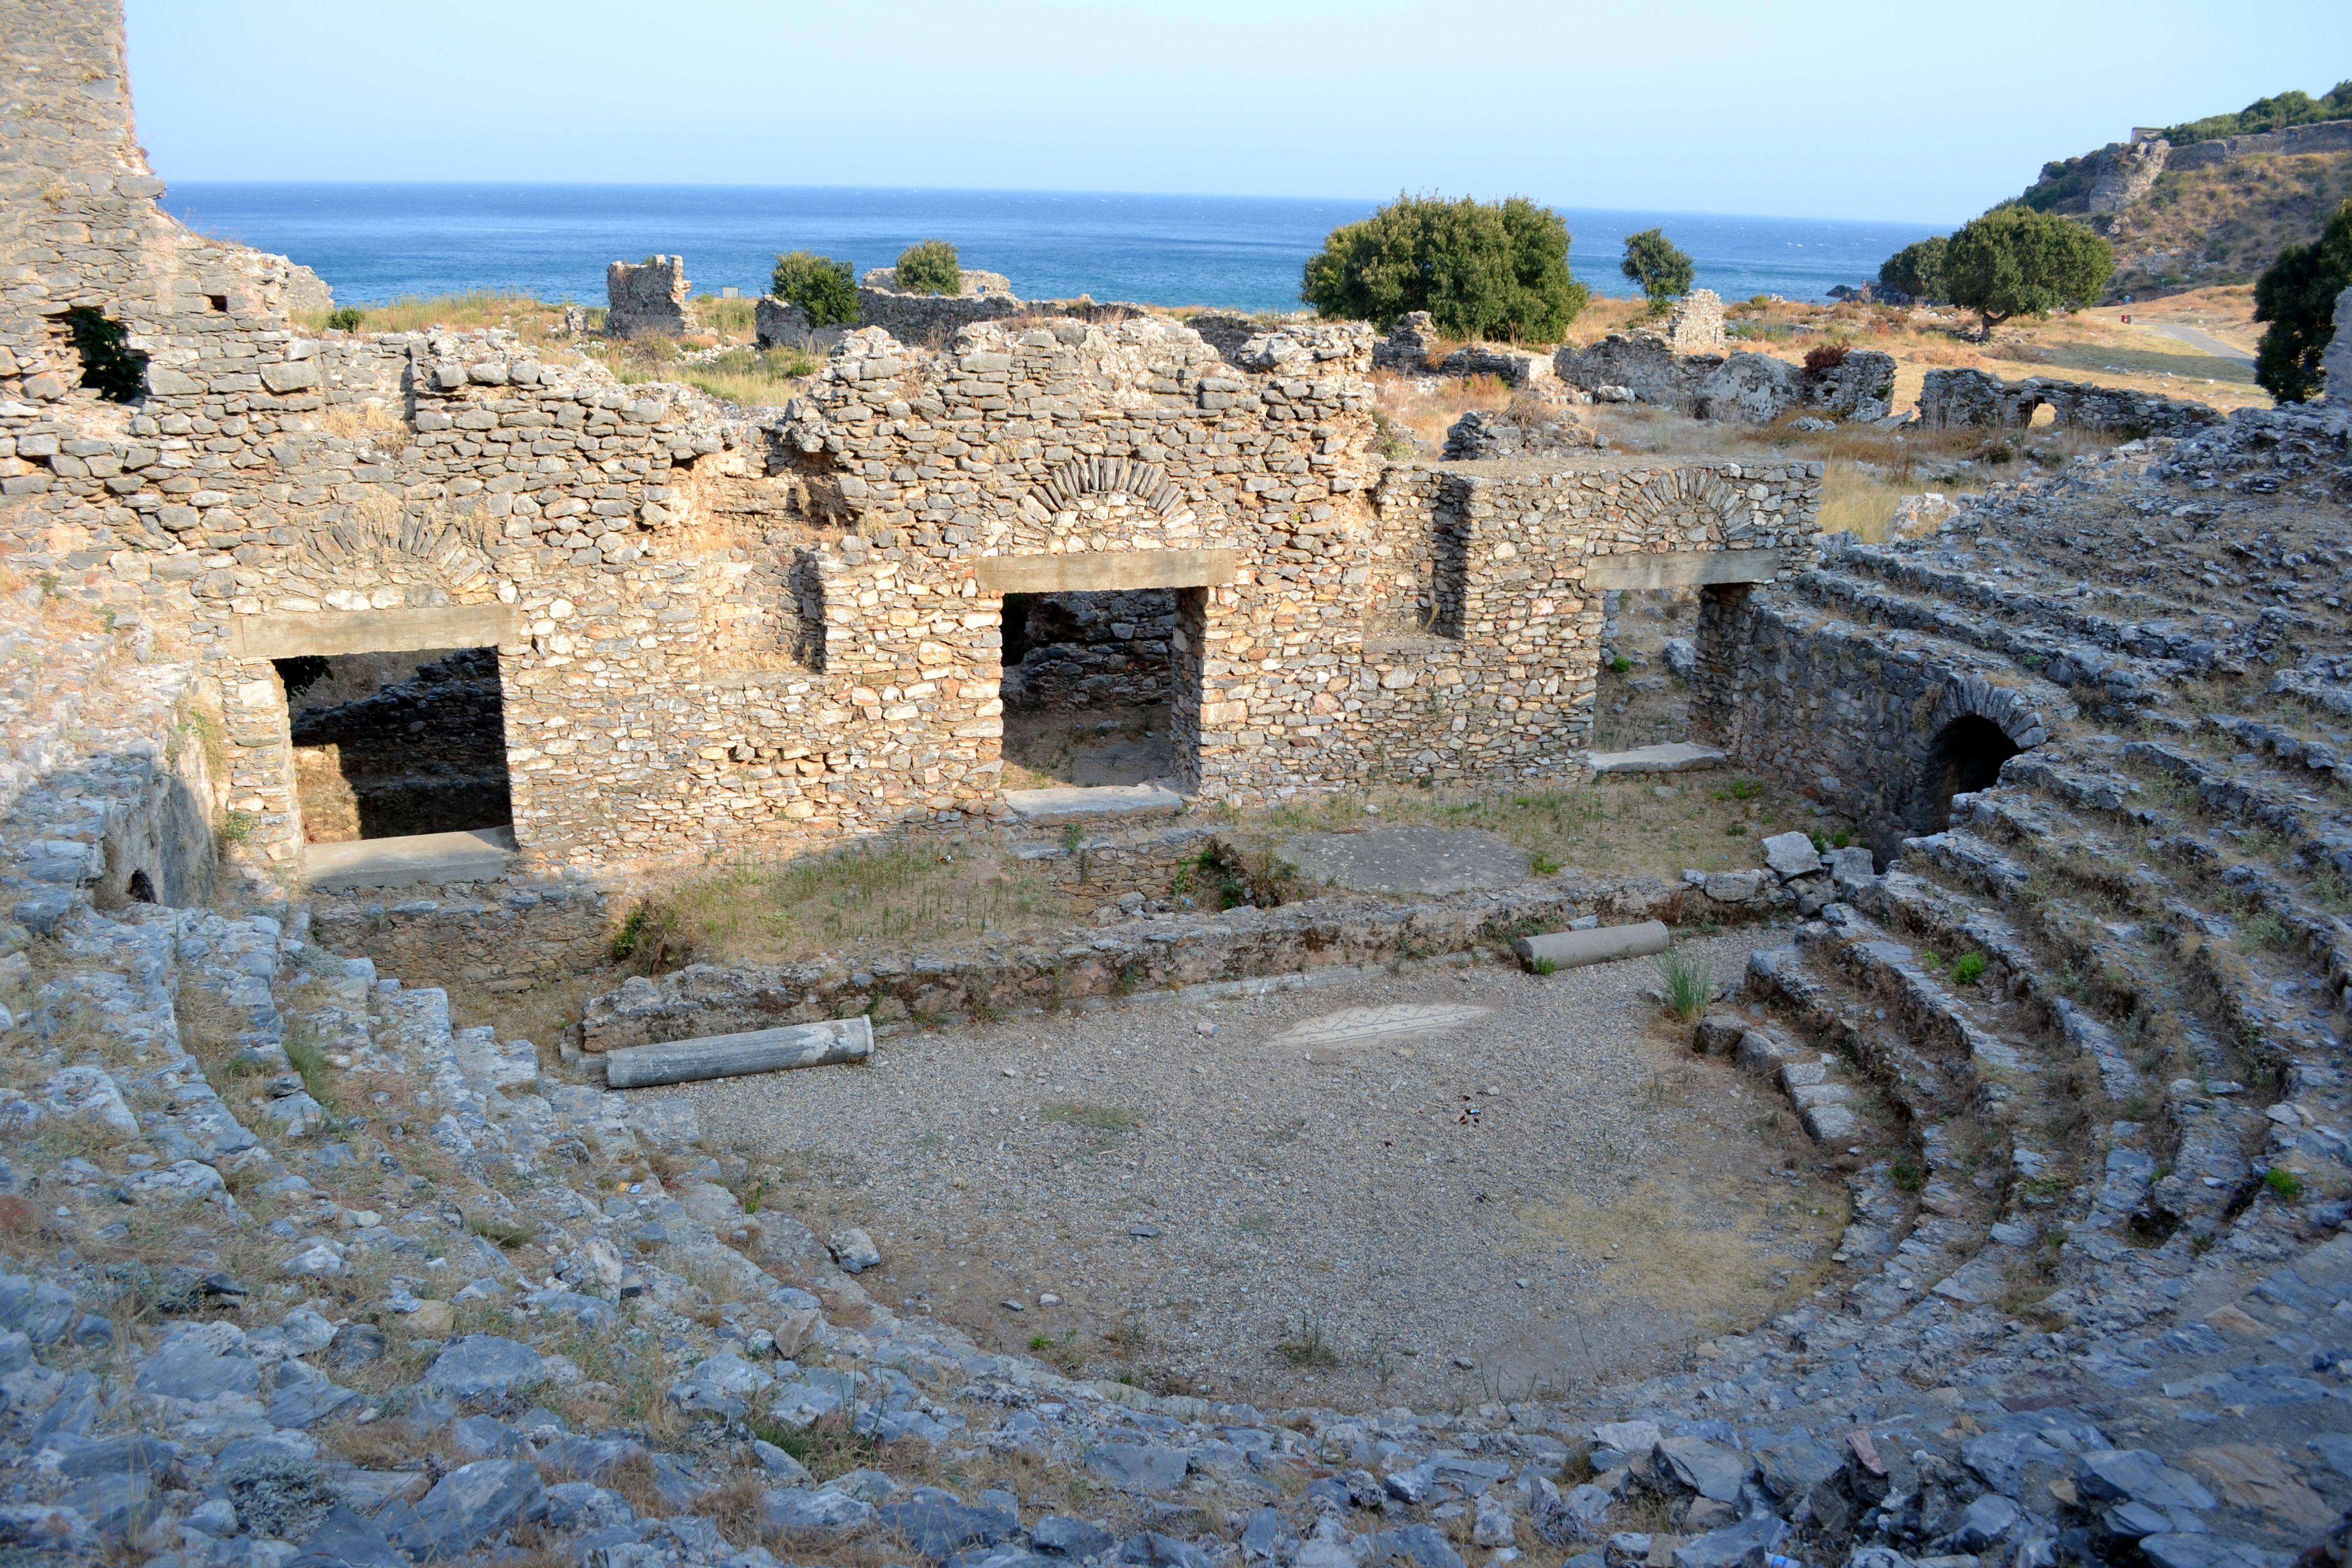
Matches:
[[1878, 236, 1948, 302], [770, 251, 858, 326], [2158, 80, 2352, 145], [893, 239, 962, 296], [2253, 199, 2352, 403], [1620, 228, 1695, 312], [1941, 207, 2114, 338], [1302, 192, 1588, 343]]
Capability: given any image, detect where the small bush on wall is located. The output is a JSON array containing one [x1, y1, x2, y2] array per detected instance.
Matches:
[[893, 239, 962, 297]]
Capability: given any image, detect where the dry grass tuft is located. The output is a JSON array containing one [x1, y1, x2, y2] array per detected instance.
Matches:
[[309, 400, 408, 443]]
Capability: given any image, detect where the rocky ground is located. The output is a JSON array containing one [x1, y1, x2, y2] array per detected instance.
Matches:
[[6, 404, 2352, 1568]]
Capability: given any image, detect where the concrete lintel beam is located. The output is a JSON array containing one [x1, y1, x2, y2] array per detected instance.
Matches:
[[974, 548, 1238, 595], [1584, 549, 1786, 592], [228, 605, 521, 660]]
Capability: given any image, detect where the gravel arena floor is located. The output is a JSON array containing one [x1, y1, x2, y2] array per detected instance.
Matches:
[[679, 929, 1849, 1410]]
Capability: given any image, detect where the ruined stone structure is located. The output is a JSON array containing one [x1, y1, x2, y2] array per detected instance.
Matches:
[[1918, 367, 2222, 438], [605, 255, 690, 337], [0, 2, 1823, 883], [15, 20, 2352, 1568], [758, 277, 1146, 353], [1556, 333, 1897, 424], [1664, 287, 1725, 352]]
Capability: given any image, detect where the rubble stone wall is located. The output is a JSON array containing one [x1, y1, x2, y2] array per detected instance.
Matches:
[[1555, 335, 1896, 424], [1002, 588, 1176, 710], [1665, 289, 1725, 353], [308, 878, 612, 990], [1917, 367, 2221, 437], [605, 256, 690, 337], [2328, 285, 2352, 401], [1694, 587, 2068, 859], [0, 3, 1824, 879]]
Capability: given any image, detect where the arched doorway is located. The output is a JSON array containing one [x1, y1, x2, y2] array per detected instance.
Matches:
[[1923, 714, 2021, 830]]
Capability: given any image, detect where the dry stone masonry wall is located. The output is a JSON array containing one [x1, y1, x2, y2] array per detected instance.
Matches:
[[1555, 333, 1897, 424], [0, 0, 1821, 885], [1919, 367, 2223, 438], [604, 256, 690, 338]]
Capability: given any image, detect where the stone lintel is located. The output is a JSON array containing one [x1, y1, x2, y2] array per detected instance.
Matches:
[[229, 605, 521, 659], [1584, 549, 1786, 592], [975, 548, 1238, 595]]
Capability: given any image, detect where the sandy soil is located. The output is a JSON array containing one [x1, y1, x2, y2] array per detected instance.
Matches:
[[681, 932, 1849, 1411]]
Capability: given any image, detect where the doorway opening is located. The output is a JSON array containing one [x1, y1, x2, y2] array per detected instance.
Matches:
[[1922, 714, 2021, 830], [999, 590, 1179, 789], [1592, 586, 1701, 752], [277, 647, 512, 842]]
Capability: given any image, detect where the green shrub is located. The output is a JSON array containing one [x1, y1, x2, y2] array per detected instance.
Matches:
[[1620, 228, 1695, 312], [1302, 191, 1588, 342], [2253, 199, 2352, 403], [1942, 207, 2114, 338], [1951, 951, 1987, 985], [770, 251, 859, 326], [1877, 236, 1948, 302], [1531, 956, 1559, 976], [325, 306, 364, 332], [894, 238, 962, 296], [2266, 1166, 2305, 1200]]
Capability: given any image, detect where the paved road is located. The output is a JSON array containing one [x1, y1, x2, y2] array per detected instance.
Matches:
[[2145, 322, 2256, 365]]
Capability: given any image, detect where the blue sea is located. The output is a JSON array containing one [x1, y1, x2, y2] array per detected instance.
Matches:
[[162, 184, 1941, 314]]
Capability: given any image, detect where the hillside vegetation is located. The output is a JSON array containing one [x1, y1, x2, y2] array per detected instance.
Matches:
[[2009, 80, 2352, 296], [2098, 148, 2352, 295]]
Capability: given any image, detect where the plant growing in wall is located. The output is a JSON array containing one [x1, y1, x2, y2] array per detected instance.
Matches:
[[894, 239, 962, 296], [771, 251, 859, 326], [1301, 192, 1588, 343], [1620, 228, 1694, 314], [1941, 206, 2115, 340], [2251, 199, 2351, 403]]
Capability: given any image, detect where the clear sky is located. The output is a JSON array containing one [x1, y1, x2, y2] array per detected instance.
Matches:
[[122, 1, 2352, 226]]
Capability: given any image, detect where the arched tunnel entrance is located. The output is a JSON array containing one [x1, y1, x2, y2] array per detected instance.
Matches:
[[1923, 714, 2022, 830]]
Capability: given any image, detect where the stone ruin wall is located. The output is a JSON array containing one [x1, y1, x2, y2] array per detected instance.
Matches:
[[287, 648, 510, 842], [1, 0, 1825, 883], [1555, 333, 1898, 424], [780, 320, 1824, 801], [1664, 288, 1725, 353], [1001, 588, 1175, 710], [605, 255, 690, 337], [1918, 367, 2224, 438], [754, 268, 1149, 353], [1692, 581, 2069, 862]]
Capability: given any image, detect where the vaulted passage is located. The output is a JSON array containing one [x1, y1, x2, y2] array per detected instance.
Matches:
[[279, 647, 512, 842], [1922, 714, 2021, 830]]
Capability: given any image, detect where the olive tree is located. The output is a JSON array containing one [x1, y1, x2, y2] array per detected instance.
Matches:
[[1942, 207, 2114, 339], [2253, 200, 2352, 403], [1878, 236, 1948, 302], [1620, 228, 1695, 312], [1302, 192, 1588, 343]]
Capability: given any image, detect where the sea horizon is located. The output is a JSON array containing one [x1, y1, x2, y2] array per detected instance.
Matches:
[[163, 181, 1946, 316]]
